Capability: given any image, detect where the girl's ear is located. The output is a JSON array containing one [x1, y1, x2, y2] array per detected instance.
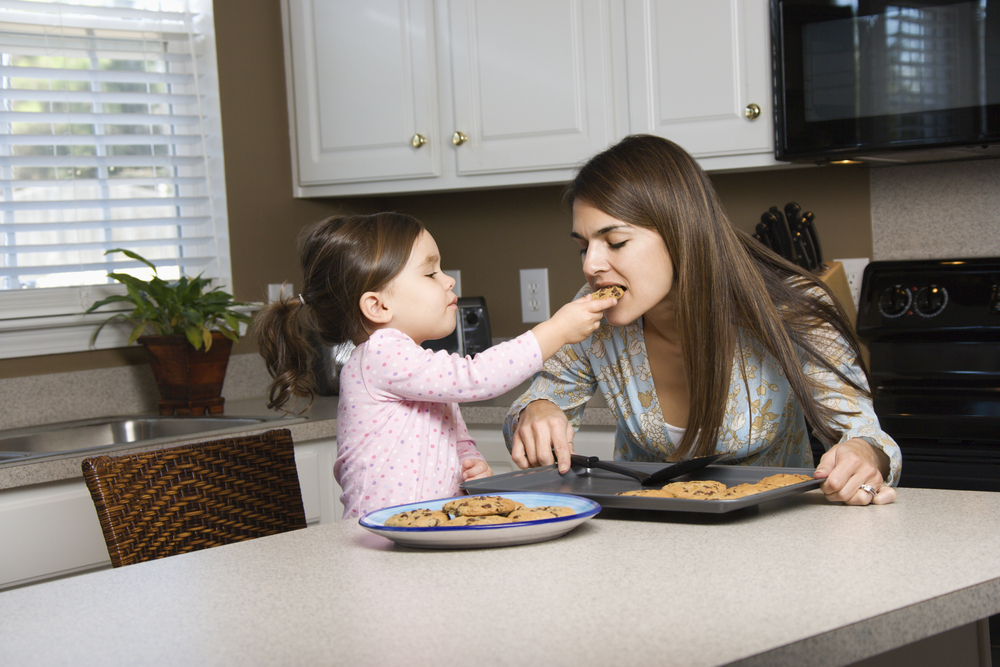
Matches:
[[360, 291, 392, 326]]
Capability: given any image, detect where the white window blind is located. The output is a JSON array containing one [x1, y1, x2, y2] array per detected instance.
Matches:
[[0, 0, 232, 358]]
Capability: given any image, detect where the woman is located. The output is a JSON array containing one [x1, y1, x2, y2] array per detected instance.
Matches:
[[502, 135, 900, 505]]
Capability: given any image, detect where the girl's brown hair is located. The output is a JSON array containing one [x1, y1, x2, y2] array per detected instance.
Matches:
[[565, 134, 868, 458], [252, 212, 424, 413]]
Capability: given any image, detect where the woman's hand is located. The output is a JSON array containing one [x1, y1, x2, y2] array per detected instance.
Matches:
[[814, 438, 897, 505], [461, 458, 493, 481], [510, 400, 576, 473]]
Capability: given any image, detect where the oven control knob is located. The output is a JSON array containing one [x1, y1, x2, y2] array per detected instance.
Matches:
[[914, 285, 948, 317], [878, 285, 912, 318]]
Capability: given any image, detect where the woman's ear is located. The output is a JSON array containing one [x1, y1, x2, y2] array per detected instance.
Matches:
[[360, 291, 392, 326]]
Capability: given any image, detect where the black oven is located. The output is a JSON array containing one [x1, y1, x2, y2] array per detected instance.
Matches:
[[855, 257, 1000, 492], [771, 0, 1000, 163]]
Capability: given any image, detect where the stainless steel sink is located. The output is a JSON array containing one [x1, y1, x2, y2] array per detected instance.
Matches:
[[0, 415, 281, 461]]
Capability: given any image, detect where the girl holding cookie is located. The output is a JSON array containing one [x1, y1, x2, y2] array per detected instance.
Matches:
[[503, 135, 901, 506], [253, 212, 617, 519]]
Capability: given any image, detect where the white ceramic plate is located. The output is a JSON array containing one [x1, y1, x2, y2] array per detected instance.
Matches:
[[359, 492, 601, 549]]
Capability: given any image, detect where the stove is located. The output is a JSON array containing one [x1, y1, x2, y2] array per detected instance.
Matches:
[[855, 257, 1000, 492]]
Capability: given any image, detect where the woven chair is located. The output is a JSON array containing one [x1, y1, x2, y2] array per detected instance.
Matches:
[[82, 428, 307, 568]]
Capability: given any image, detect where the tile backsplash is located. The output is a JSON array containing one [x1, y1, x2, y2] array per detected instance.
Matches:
[[0, 354, 273, 431], [870, 158, 1000, 260]]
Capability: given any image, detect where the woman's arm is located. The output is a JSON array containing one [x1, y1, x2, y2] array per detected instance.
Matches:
[[502, 341, 598, 473], [802, 319, 902, 504]]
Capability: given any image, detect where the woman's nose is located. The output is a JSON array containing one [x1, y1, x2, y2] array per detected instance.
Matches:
[[582, 247, 607, 277]]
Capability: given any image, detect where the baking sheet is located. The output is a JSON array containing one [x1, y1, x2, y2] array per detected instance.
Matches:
[[461, 463, 822, 514]]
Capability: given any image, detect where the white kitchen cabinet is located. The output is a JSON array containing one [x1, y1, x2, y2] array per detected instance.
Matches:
[[282, 0, 621, 196], [0, 440, 338, 591], [282, 0, 782, 197], [624, 0, 781, 171]]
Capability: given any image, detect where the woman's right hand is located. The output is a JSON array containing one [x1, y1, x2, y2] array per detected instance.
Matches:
[[510, 400, 575, 474]]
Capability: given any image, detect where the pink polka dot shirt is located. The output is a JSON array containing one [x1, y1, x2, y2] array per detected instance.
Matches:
[[334, 328, 543, 520]]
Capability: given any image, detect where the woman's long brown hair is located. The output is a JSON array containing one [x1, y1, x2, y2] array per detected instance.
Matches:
[[251, 212, 424, 413], [565, 135, 869, 459]]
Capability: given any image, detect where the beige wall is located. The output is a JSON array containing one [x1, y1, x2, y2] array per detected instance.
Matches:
[[0, 0, 875, 378]]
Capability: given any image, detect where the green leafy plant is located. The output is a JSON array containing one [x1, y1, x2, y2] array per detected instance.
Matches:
[[85, 248, 252, 351]]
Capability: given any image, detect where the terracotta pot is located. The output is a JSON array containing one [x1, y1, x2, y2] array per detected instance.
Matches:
[[139, 333, 233, 416]]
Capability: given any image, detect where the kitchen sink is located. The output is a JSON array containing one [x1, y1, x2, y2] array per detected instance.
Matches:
[[0, 415, 285, 461]]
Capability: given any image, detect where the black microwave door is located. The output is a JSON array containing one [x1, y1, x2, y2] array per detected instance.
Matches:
[[773, 0, 1000, 161]]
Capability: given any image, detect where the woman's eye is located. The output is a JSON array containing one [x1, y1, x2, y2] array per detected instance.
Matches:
[[609, 241, 627, 250]]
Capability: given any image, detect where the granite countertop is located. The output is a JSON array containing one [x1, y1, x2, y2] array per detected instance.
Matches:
[[1, 487, 999, 666], [0, 368, 615, 490]]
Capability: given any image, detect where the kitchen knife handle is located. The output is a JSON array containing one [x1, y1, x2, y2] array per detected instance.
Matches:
[[802, 211, 823, 265]]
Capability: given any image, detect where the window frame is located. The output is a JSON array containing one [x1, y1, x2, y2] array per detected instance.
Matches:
[[0, 0, 235, 360]]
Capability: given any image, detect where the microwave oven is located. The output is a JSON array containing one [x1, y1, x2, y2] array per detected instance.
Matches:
[[771, 0, 1000, 163]]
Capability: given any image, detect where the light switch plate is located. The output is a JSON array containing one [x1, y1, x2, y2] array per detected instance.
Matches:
[[267, 283, 293, 302], [520, 268, 549, 323]]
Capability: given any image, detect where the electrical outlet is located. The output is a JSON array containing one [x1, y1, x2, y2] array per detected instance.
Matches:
[[834, 258, 869, 308], [444, 270, 461, 297], [519, 268, 549, 323], [267, 283, 293, 302]]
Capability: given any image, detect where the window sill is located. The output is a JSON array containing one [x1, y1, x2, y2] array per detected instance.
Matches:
[[0, 304, 259, 360]]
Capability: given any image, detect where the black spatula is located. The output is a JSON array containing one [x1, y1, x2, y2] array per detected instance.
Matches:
[[570, 453, 727, 486]]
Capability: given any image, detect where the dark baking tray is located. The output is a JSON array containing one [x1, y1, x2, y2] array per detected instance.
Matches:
[[461, 463, 822, 514]]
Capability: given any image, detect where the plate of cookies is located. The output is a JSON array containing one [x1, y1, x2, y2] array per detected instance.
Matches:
[[461, 464, 822, 514], [358, 492, 601, 549]]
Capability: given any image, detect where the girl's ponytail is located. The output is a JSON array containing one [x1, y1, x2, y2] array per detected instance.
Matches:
[[252, 291, 318, 413]]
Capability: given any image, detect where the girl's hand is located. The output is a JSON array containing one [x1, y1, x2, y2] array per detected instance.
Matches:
[[814, 438, 897, 505], [461, 458, 493, 481], [510, 399, 575, 474], [531, 294, 617, 359]]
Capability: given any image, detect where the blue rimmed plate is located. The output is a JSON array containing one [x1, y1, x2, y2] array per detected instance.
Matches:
[[359, 492, 601, 549]]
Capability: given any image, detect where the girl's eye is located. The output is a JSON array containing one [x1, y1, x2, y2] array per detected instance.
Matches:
[[426, 272, 438, 279]]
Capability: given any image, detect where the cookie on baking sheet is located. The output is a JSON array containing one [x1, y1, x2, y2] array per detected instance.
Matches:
[[447, 515, 514, 526], [756, 473, 813, 489], [720, 483, 766, 499], [443, 495, 519, 517], [507, 506, 575, 522], [667, 480, 727, 500], [617, 487, 679, 497], [591, 285, 625, 300], [384, 509, 451, 527]]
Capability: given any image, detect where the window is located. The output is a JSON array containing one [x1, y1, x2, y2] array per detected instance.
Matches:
[[0, 0, 231, 358]]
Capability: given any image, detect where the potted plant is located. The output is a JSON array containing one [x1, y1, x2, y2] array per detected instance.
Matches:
[[86, 248, 253, 416]]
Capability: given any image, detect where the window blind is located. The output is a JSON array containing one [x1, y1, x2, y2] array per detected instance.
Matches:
[[0, 0, 227, 293], [0, 0, 232, 358]]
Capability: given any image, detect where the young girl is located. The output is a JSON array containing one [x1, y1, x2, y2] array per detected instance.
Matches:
[[253, 212, 616, 519]]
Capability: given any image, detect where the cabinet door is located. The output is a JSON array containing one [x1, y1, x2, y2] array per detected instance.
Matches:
[[285, 0, 441, 185], [447, 0, 616, 175], [624, 0, 772, 160]]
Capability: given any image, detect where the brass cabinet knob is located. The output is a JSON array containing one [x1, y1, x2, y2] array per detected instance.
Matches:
[[410, 133, 427, 148], [451, 131, 468, 146], [745, 103, 761, 120]]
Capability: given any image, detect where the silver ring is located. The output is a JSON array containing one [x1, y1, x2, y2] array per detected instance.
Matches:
[[859, 483, 878, 499]]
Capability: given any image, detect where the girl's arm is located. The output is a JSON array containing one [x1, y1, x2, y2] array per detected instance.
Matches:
[[360, 328, 544, 404]]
